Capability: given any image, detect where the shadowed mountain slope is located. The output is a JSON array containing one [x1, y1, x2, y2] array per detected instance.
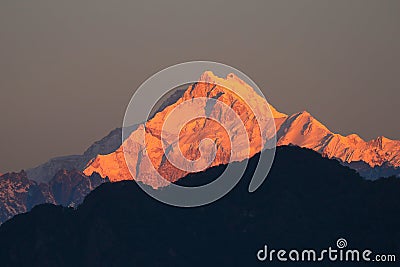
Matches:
[[0, 146, 399, 267]]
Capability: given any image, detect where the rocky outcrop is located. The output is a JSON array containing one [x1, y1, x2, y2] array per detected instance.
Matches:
[[48, 170, 107, 207], [0, 171, 52, 224], [0, 170, 108, 224]]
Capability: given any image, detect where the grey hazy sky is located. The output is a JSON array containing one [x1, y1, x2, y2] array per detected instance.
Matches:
[[0, 0, 399, 172]]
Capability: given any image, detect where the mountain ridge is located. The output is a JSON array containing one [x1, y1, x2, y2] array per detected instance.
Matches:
[[0, 71, 398, 223], [277, 111, 400, 170], [83, 71, 400, 184], [8, 71, 396, 183]]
